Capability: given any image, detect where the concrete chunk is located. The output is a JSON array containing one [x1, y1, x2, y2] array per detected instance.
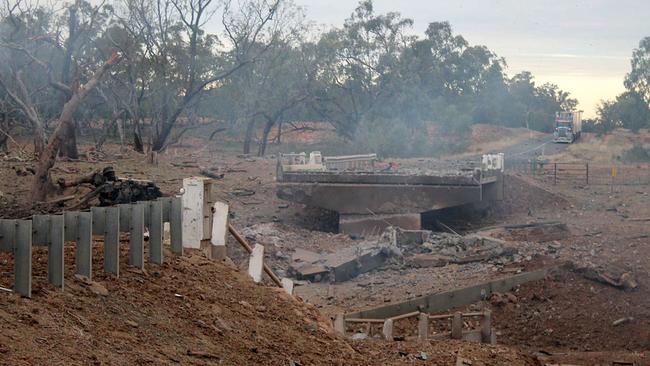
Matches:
[[291, 248, 321, 264], [412, 254, 453, 268]]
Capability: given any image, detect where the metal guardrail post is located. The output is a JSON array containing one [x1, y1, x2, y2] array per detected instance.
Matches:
[[129, 203, 145, 269], [14, 220, 32, 298], [170, 197, 183, 255], [104, 207, 120, 276], [149, 200, 164, 265]]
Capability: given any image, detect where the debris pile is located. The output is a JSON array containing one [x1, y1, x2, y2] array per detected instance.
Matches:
[[58, 166, 163, 207], [410, 234, 518, 268], [285, 227, 520, 283]]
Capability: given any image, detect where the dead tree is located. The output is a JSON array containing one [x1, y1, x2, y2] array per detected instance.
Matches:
[[32, 52, 120, 202]]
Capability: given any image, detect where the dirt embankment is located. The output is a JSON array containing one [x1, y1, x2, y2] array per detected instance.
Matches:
[[491, 267, 650, 353], [0, 245, 536, 366]]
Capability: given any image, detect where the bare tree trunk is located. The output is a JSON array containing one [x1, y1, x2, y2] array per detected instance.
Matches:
[[58, 120, 79, 159], [132, 116, 144, 153], [0, 114, 8, 153], [0, 112, 9, 152], [258, 119, 275, 157], [33, 117, 74, 201], [152, 121, 173, 152], [116, 118, 125, 147], [32, 52, 119, 202], [243, 119, 256, 155], [33, 131, 45, 157]]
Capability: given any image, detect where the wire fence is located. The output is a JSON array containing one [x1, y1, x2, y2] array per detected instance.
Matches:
[[506, 159, 650, 186]]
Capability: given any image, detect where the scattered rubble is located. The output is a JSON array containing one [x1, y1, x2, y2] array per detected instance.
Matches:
[[482, 221, 570, 242], [286, 227, 521, 283], [57, 166, 163, 207], [409, 233, 517, 268]]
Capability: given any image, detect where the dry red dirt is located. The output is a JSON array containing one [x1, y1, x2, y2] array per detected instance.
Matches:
[[492, 267, 650, 352], [0, 245, 535, 366], [4, 134, 650, 365]]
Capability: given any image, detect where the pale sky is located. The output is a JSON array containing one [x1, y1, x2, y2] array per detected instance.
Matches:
[[294, 0, 650, 118]]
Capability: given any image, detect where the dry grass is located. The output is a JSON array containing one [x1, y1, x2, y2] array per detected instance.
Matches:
[[545, 129, 650, 163]]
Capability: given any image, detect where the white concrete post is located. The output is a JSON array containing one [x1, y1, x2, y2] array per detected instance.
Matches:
[[382, 318, 394, 341], [248, 244, 265, 283], [333, 314, 345, 335], [211, 202, 229, 260], [182, 177, 205, 249], [281, 278, 294, 295]]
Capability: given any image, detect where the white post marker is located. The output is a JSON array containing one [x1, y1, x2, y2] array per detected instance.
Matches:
[[382, 318, 394, 341], [281, 277, 294, 295], [248, 244, 265, 283], [211, 202, 229, 260], [181, 177, 205, 249]]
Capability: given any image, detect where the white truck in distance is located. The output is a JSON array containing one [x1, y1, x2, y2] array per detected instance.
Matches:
[[553, 111, 582, 143]]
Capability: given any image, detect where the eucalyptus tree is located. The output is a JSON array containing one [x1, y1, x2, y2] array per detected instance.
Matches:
[[309, 0, 414, 139], [626, 36, 650, 106], [121, 0, 284, 152]]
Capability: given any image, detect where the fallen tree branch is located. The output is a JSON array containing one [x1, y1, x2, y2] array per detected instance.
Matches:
[[198, 166, 224, 179], [47, 195, 76, 205]]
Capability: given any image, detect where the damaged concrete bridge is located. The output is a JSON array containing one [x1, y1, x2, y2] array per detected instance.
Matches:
[[277, 153, 505, 235]]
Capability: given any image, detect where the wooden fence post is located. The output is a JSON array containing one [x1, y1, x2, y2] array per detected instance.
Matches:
[[452, 312, 462, 339], [418, 312, 429, 341], [481, 310, 492, 344]]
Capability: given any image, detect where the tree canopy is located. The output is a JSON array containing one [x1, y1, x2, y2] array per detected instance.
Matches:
[[0, 0, 584, 166]]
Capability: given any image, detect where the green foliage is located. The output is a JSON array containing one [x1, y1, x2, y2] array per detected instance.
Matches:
[[596, 36, 650, 134], [625, 37, 650, 104], [596, 91, 650, 132], [0, 0, 589, 158]]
